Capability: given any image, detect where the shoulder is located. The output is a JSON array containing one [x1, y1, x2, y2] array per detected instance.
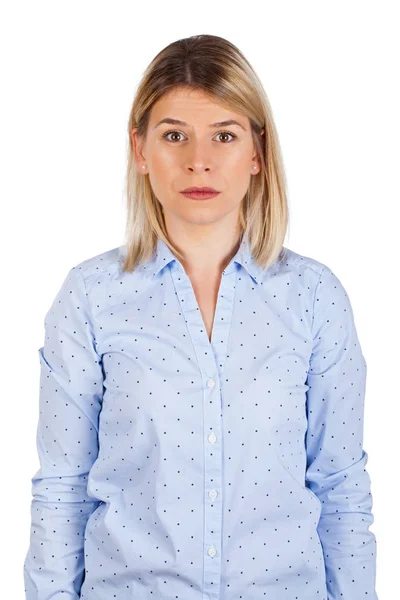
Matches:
[[278, 246, 330, 279], [273, 246, 334, 294], [71, 245, 126, 284], [281, 246, 356, 320], [274, 246, 350, 308], [65, 245, 141, 314]]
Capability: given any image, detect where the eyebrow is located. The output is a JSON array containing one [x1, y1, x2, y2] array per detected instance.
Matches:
[[153, 118, 247, 131]]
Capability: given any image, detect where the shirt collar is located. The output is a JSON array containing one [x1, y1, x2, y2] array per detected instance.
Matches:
[[140, 231, 266, 284]]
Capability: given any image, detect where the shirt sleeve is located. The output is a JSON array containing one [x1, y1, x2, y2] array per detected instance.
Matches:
[[305, 266, 378, 599], [23, 266, 104, 600]]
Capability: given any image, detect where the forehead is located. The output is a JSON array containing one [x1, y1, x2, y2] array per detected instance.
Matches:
[[149, 87, 247, 126]]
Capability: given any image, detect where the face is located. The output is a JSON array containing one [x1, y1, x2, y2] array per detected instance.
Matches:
[[131, 87, 262, 232]]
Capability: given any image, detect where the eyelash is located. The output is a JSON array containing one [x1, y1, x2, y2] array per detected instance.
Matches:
[[161, 129, 238, 143]]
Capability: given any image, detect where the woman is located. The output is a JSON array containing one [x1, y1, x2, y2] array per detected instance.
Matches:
[[24, 34, 378, 600]]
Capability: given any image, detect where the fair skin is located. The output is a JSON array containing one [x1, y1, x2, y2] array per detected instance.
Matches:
[[131, 87, 263, 340]]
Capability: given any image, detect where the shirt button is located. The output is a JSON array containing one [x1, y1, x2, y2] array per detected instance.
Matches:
[[207, 378, 215, 388], [208, 546, 217, 557], [208, 432, 216, 444], [209, 489, 218, 500]]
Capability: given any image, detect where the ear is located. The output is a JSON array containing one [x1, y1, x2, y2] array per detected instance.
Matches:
[[131, 128, 147, 172]]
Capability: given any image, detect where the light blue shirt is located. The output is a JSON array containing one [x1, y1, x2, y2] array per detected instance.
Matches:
[[24, 233, 378, 600]]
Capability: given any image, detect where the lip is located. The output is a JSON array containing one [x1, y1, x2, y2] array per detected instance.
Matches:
[[180, 186, 221, 200], [180, 190, 221, 200], [180, 186, 219, 193]]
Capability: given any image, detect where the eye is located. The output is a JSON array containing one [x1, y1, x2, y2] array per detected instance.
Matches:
[[160, 130, 238, 143], [214, 130, 237, 143], [161, 130, 185, 143]]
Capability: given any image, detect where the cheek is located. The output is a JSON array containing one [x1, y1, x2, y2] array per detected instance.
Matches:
[[229, 149, 251, 170], [223, 148, 252, 179], [147, 154, 176, 195], [225, 158, 252, 194], [151, 151, 176, 173]]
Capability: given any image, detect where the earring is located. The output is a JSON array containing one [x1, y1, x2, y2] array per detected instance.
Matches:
[[142, 165, 146, 170]]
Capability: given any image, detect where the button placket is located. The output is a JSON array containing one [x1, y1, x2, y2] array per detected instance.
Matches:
[[169, 263, 238, 600]]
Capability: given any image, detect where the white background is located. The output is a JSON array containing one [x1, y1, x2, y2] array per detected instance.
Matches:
[[1, 1, 396, 597]]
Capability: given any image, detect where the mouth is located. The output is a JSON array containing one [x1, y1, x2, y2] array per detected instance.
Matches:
[[180, 186, 221, 200]]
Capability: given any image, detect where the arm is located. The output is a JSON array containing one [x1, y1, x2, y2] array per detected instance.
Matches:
[[305, 265, 378, 599], [23, 266, 104, 600]]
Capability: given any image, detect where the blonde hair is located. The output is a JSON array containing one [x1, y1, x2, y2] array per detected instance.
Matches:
[[122, 34, 289, 273]]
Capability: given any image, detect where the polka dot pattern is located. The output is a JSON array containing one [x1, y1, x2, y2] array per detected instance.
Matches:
[[23, 233, 378, 600]]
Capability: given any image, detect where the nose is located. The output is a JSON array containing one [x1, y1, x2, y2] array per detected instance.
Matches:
[[184, 140, 215, 173], [185, 153, 212, 173], [187, 164, 211, 172]]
